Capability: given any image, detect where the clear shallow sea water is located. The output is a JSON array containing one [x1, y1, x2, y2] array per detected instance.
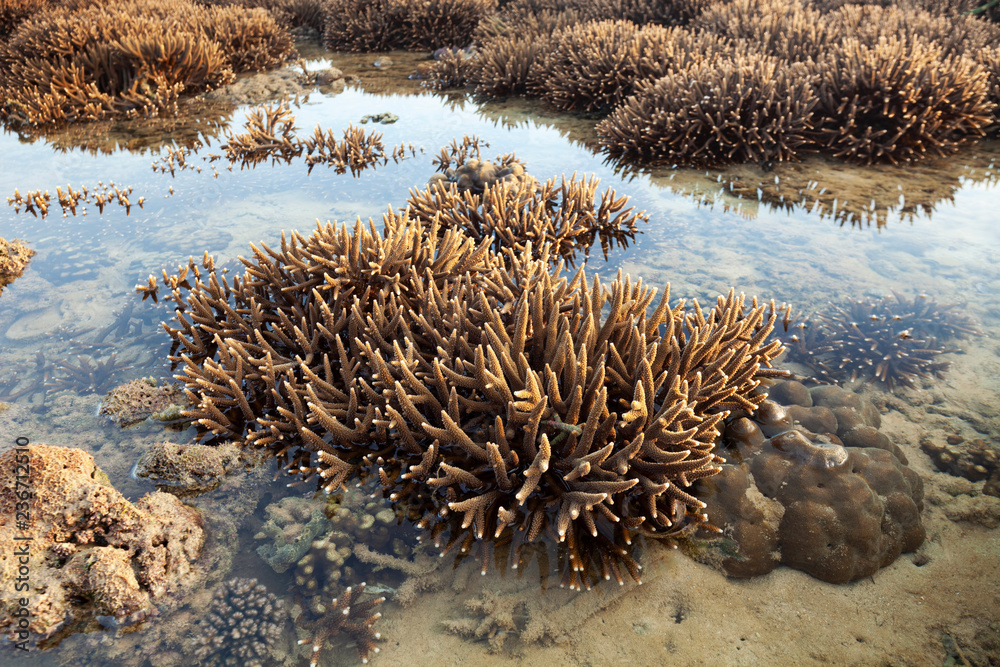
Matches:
[[1, 51, 999, 666]]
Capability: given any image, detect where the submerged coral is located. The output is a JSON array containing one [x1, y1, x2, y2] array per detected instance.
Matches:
[[296, 582, 385, 665], [134, 441, 246, 495], [0, 445, 204, 640], [785, 292, 979, 389], [0, 237, 35, 295], [190, 577, 287, 667], [150, 208, 786, 589], [921, 435, 1000, 499], [322, 0, 495, 52], [254, 496, 330, 574], [693, 382, 924, 583]]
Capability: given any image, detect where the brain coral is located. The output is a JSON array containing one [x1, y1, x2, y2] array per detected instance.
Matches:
[[694, 381, 925, 583]]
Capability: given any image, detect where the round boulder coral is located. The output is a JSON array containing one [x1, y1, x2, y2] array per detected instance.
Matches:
[[695, 383, 924, 584]]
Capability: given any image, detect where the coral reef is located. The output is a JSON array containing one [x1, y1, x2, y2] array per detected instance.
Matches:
[[0, 237, 35, 296], [0, 0, 293, 126], [784, 292, 979, 389], [692, 381, 925, 583], [99, 377, 189, 427], [322, 0, 495, 52], [0, 445, 204, 640], [149, 206, 786, 589], [133, 441, 247, 495], [692, 0, 829, 62], [44, 352, 135, 396], [597, 54, 817, 167], [812, 37, 993, 165], [296, 582, 385, 665], [921, 435, 1000, 499], [189, 577, 288, 667]]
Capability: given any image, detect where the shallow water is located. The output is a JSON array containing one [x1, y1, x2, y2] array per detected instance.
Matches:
[[2, 49, 999, 666]]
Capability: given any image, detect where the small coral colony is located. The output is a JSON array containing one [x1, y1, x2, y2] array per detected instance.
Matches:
[[0, 0, 996, 664]]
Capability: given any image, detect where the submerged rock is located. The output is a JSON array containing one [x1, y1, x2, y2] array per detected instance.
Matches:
[[99, 377, 189, 427], [0, 445, 204, 641]]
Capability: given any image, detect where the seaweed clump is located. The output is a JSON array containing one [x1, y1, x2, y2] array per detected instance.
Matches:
[[0, 237, 35, 295], [0, 0, 294, 126], [785, 293, 979, 389], [190, 577, 287, 667], [149, 198, 787, 589]]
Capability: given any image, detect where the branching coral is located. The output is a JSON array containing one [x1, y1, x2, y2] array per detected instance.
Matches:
[[532, 20, 731, 114], [149, 205, 786, 589], [692, 0, 830, 62], [190, 577, 287, 667], [406, 172, 644, 262], [597, 54, 818, 167], [322, 0, 496, 52], [0, 0, 292, 126], [812, 37, 993, 165], [297, 582, 385, 665], [785, 293, 979, 389]]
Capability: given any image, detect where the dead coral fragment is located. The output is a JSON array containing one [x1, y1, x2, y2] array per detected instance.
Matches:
[[813, 37, 993, 165], [0, 237, 35, 295], [190, 577, 287, 667], [597, 54, 817, 167], [785, 293, 979, 389]]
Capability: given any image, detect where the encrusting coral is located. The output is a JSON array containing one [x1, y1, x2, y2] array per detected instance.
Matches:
[[145, 198, 787, 589], [784, 292, 979, 389], [0, 0, 293, 126], [189, 577, 287, 667], [0, 237, 35, 295], [0, 445, 204, 640]]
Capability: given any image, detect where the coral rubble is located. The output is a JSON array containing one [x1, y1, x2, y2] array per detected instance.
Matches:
[[921, 435, 1000, 499], [189, 577, 288, 667], [693, 381, 924, 583], [0, 237, 35, 295], [99, 377, 189, 427], [0, 445, 204, 640], [785, 293, 979, 389]]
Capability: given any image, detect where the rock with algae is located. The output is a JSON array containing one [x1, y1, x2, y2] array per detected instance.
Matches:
[[133, 441, 246, 496], [0, 237, 35, 296], [99, 377, 190, 427], [0, 445, 204, 641], [254, 496, 330, 574]]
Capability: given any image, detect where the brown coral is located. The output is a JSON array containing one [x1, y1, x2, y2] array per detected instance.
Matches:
[[151, 204, 785, 589], [532, 20, 731, 114], [297, 582, 385, 665], [597, 54, 818, 167], [784, 292, 979, 389], [0, 0, 293, 126], [812, 37, 993, 165], [322, 0, 496, 52], [692, 0, 830, 62]]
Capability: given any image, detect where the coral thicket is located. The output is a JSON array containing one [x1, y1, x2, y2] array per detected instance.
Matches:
[[0, 0, 293, 126]]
